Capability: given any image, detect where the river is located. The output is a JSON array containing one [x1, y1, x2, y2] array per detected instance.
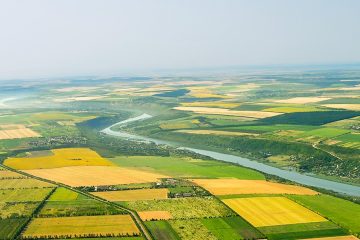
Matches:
[[101, 113, 360, 197]]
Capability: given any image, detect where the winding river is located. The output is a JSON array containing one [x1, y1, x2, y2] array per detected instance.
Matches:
[[101, 113, 360, 197]]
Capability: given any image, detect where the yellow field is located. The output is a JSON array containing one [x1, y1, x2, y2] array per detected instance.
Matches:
[[177, 129, 258, 137], [223, 197, 327, 227], [188, 87, 228, 99], [0, 178, 54, 189], [300, 236, 359, 240], [0, 127, 40, 140], [91, 188, 169, 201], [274, 97, 331, 104], [22, 215, 140, 238], [322, 104, 360, 111], [180, 101, 241, 108], [138, 211, 172, 221], [23, 166, 168, 187], [191, 179, 318, 195], [4, 148, 114, 170], [173, 106, 282, 118]]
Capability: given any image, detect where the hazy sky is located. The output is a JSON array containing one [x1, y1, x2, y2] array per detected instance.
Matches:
[[0, 0, 359, 79]]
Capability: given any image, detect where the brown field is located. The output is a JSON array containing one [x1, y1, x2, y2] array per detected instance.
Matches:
[[0, 124, 26, 130], [0, 127, 40, 140], [173, 106, 282, 118], [223, 197, 327, 227], [274, 97, 331, 104], [23, 166, 168, 187], [138, 211, 172, 221], [22, 215, 140, 238], [190, 179, 318, 195], [0, 170, 27, 179], [300, 236, 359, 240], [91, 188, 169, 201], [177, 129, 258, 137], [322, 104, 360, 111]]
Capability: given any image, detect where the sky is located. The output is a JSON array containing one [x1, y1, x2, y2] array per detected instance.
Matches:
[[0, 0, 360, 79]]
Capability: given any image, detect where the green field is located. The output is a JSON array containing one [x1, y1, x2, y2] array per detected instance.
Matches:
[[168, 219, 217, 240], [145, 220, 180, 240], [258, 221, 348, 240], [124, 197, 234, 219], [0, 202, 38, 218], [0, 218, 28, 240], [48, 187, 79, 201], [111, 155, 264, 180], [0, 188, 52, 202], [288, 194, 360, 235], [39, 197, 125, 217], [0, 178, 54, 189], [201, 216, 264, 240]]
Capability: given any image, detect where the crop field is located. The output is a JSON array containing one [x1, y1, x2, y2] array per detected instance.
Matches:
[[4, 148, 114, 170], [23, 166, 168, 187], [0, 170, 26, 179], [223, 197, 327, 227], [145, 220, 180, 240], [0, 127, 40, 140], [263, 105, 326, 113], [299, 236, 359, 240], [0, 218, 28, 240], [22, 215, 140, 238], [274, 97, 331, 104], [288, 194, 360, 234], [201, 216, 264, 240], [174, 106, 282, 118], [261, 111, 360, 126], [48, 187, 79, 201], [176, 129, 258, 136], [0, 202, 38, 218], [191, 179, 318, 195], [258, 221, 348, 240], [159, 121, 198, 130], [0, 188, 52, 202], [0, 178, 54, 189], [92, 189, 169, 201], [125, 197, 234, 219], [180, 101, 241, 108], [296, 128, 350, 142], [111, 155, 265, 180], [168, 219, 218, 240], [39, 195, 125, 217], [138, 211, 172, 221], [322, 104, 360, 111]]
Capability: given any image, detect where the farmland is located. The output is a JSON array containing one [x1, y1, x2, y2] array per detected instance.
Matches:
[[138, 211, 172, 221], [124, 197, 234, 219], [22, 215, 140, 238], [288, 194, 360, 234], [91, 189, 169, 201], [191, 179, 318, 195], [0, 188, 52, 202], [0, 178, 54, 189], [223, 197, 327, 227], [23, 166, 168, 187], [4, 148, 114, 170], [0, 67, 359, 240], [0, 218, 28, 240]]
